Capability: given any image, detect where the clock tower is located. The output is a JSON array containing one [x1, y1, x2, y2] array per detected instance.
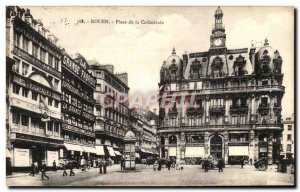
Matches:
[[210, 6, 226, 48]]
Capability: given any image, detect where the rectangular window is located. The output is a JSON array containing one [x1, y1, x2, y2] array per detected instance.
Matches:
[[22, 62, 29, 76], [287, 134, 292, 141], [287, 144, 292, 152], [14, 32, 21, 47], [48, 54, 54, 66], [12, 84, 20, 94], [96, 85, 101, 91], [48, 98, 53, 106], [40, 48, 46, 62], [22, 37, 29, 52], [22, 88, 28, 97], [21, 114, 29, 126], [12, 112, 20, 125], [32, 92, 38, 101], [54, 100, 59, 108], [13, 58, 20, 73], [54, 58, 59, 70], [32, 43, 39, 58], [54, 79, 59, 90], [262, 80, 268, 86], [288, 125, 292, 131]]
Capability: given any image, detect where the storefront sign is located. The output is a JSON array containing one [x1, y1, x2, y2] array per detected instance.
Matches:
[[14, 148, 30, 167], [47, 151, 59, 166], [62, 55, 96, 87], [259, 147, 268, 153]]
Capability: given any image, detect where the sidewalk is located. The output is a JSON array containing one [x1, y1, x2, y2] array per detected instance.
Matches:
[[6, 164, 121, 178]]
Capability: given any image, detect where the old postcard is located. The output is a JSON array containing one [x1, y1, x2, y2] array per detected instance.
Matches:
[[5, 6, 295, 187]]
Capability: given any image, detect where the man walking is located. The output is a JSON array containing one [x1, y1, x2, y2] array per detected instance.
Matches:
[[62, 160, 68, 176], [29, 162, 35, 176], [41, 161, 49, 180], [204, 158, 209, 172], [157, 159, 162, 171], [217, 158, 224, 172], [69, 160, 75, 176], [240, 158, 244, 169], [52, 160, 57, 171], [167, 159, 171, 171], [250, 159, 253, 166], [103, 159, 107, 174], [99, 159, 103, 174], [121, 158, 125, 171]]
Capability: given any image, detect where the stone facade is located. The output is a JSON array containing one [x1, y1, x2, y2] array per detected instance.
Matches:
[[157, 7, 285, 165]]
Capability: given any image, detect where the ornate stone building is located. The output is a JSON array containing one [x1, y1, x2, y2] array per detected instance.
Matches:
[[6, 6, 63, 170], [157, 7, 284, 165], [88, 63, 130, 162]]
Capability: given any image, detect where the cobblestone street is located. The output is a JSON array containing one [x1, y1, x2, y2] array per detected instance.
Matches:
[[7, 164, 294, 187]]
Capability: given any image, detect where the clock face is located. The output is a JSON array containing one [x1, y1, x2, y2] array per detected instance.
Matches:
[[214, 38, 222, 46]]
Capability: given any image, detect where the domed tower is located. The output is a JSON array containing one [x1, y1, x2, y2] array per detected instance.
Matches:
[[255, 38, 283, 82], [159, 48, 182, 84]]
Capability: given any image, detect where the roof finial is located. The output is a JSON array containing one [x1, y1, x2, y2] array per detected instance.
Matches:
[[172, 47, 176, 55], [251, 40, 254, 48], [264, 37, 269, 46]]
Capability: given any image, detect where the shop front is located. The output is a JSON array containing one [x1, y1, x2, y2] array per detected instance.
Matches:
[[184, 146, 205, 165], [228, 145, 249, 165]]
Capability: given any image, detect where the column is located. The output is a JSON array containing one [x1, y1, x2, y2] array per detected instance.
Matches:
[[52, 121, 54, 136], [176, 134, 181, 164], [268, 132, 273, 165], [250, 94, 255, 122], [58, 123, 61, 139], [205, 96, 210, 124], [45, 121, 48, 135], [224, 96, 230, 123], [249, 130, 255, 162], [165, 135, 169, 158], [254, 130, 259, 161], [204, 131, 210, 155], [224, 131, 229, 164], [28, 116, 32, 132], [269, 96, 274, 123]]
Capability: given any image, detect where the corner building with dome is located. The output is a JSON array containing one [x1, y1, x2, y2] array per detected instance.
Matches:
[[157, 7, 285, 165]]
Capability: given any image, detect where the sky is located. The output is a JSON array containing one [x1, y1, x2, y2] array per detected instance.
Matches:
[[24, 6, 294, 117]]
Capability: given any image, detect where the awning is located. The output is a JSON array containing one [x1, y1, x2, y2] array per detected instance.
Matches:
[[107, 146, 116, 157], [229, 146, 249, 156], [168, 147, 177, 157], [185, 147, 205, 157], [64, 143, 84, 152], [82, 146, 97, 154], [114, 150, 122, 156], [95, 146, 105, 156]]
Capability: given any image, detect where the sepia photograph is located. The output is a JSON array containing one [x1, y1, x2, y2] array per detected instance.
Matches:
[[5, 5, 295, 187]]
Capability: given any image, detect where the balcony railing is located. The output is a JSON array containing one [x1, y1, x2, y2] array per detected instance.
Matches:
[[258, 103, 270, 112], [230, 105, 248, 113], [186, 107, 204, 115], [209, 105, 225, 114], [10, 124, 62, 139]]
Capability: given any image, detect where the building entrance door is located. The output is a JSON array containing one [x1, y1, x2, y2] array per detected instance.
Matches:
[[210, 135, 222, 159]]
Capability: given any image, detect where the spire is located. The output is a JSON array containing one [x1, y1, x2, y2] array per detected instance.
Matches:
[[264, 38, 269, 46], [172, 47, 176, 55], [215, 6, 223, 17]]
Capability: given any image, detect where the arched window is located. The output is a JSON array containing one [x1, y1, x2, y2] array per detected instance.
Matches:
[[169, 135, 177, 144]]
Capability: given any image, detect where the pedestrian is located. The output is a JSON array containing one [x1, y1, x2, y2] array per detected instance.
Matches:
[[250, 159, 253, 166], [99, 159, 103, 174], [69, 161, 75, 176], [204, 158, 209, 172], [34, 161, 38, 173], [153, 160, 158, 171], [157, 159, 162, 171], [80, 158, 86, 172], [167, 159, 171, 171], [217, 158, 224, 172], [29, 162, 35, 176], [62, 160, 68, 176], [103, 159, 107, 174], [41, 161, 49, 180], [240, 158, 244, 169], [53, 160, 57, 171], [121, 158, 125, 171]]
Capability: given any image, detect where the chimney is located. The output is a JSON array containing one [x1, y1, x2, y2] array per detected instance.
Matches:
[[116, 72, 128, 85], [103, 64, 114, 73], [25, 9, 32, 25]]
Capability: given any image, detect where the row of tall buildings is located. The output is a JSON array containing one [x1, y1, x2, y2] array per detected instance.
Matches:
[[157, 7, 287, 165], [5, 6, 158, 170]]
